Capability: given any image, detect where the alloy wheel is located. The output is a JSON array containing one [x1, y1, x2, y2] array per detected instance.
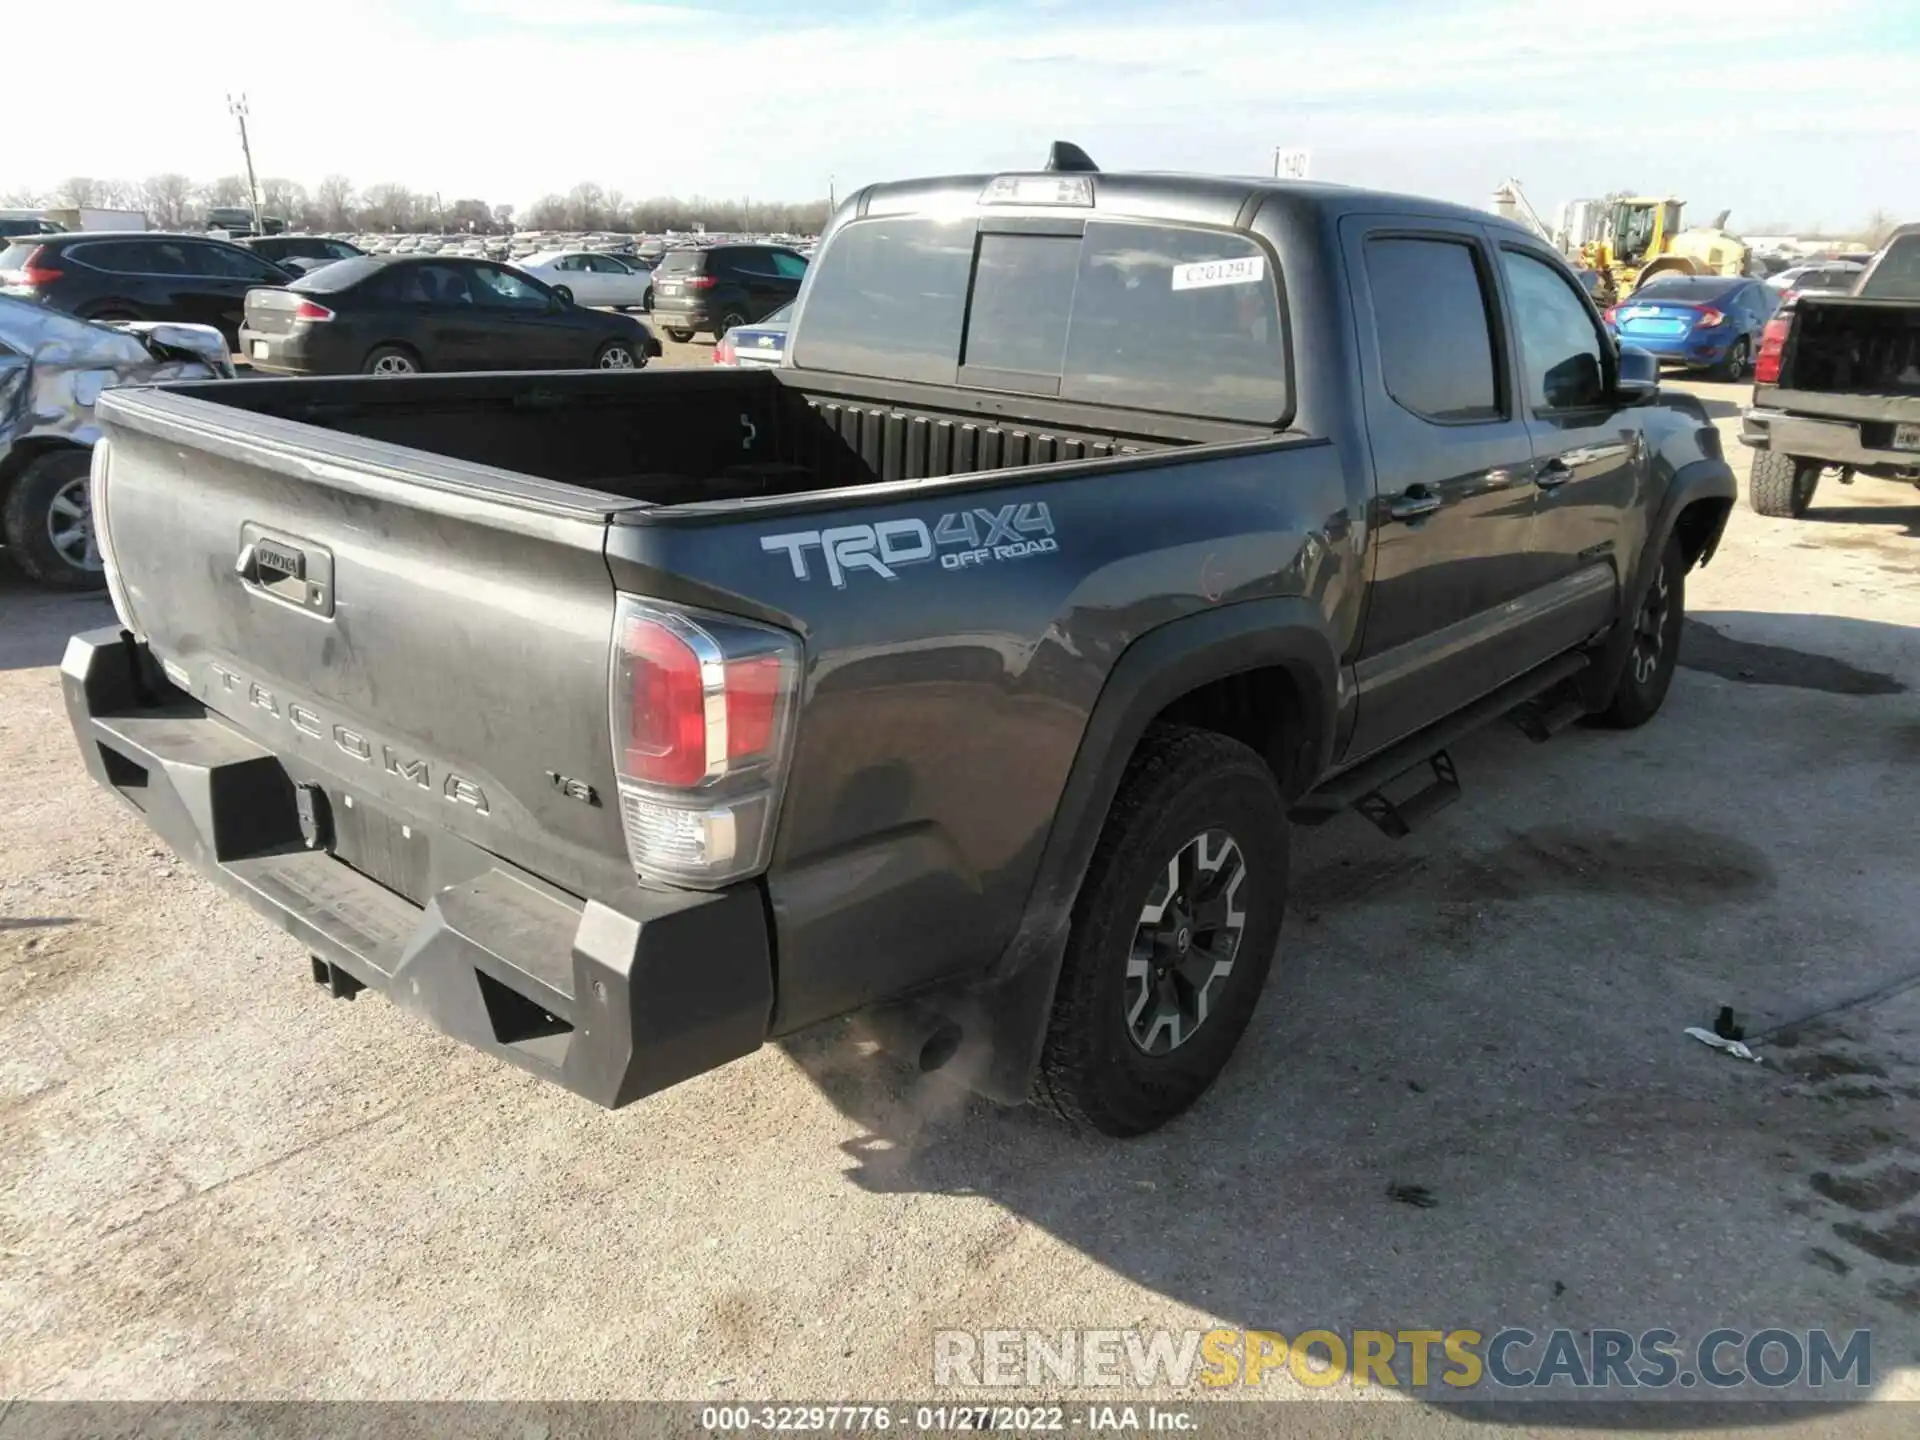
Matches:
[[1125, 829, 1248, 1055], [597, 344, 637, 369], [1631, 566, 1672, 685], [46, 476, 102, 573]]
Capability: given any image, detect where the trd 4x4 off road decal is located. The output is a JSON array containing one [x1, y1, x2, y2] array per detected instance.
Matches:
[[760, 502, 1058, 588]]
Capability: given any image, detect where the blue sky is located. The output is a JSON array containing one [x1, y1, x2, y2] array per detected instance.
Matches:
[[17, 0, 1918, 231]]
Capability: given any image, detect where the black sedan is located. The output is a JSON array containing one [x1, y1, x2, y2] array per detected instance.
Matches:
[[239, 255, 661, 376]]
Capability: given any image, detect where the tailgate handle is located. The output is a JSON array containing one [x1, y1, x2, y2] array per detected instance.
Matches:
[[236, 527, 335, 617]]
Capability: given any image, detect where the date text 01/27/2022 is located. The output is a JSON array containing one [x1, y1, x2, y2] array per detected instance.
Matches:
[[698, 1404, 1194, 1432]]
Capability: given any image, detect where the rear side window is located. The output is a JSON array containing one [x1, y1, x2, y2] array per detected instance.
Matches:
[[70, 241, 159, 274], [768, 250, 808, 279], [194, 243, 285, 281], [1363, 238, 1501, 422], [791, 218, 974, 385]]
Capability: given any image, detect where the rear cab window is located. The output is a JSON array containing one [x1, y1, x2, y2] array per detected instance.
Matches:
[[794, 216, 1287, 422], [1858, 237, 1920, 300]]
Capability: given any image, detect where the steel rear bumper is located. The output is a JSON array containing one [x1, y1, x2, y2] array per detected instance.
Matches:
[[61, 627, 773, 1108]]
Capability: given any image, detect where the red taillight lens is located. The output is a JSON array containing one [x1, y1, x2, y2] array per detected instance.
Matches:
[[619, 614, 710, 786], [1754, 312, 1793, 384], [293, 299, 334, 323], [683, 273, 716, 289], [714, 334, 736, 365], [1602, 305, 1618, 325], [1695, 307, 1726, 328], [4, 246, 63, 286], [608, 598, 800, 887]]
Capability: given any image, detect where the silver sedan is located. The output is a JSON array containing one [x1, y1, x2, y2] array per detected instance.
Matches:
[[512, 250, 654, 310]]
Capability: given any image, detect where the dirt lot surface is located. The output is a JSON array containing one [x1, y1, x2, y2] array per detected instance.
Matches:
[[2, 371, 1918, 1427]]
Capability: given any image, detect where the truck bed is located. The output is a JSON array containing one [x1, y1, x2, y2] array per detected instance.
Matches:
[[158, 366, 1267, 510]]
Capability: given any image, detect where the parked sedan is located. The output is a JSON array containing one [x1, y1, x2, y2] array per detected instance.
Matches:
[[1603, 274, 1778, 379], [1767, 261, 1864, 305], [239, 255, 661, 376], [713, 302, 791, 367], [513, 250, 655, 310]]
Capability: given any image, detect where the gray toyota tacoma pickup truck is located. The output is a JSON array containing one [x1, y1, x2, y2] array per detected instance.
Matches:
[[63, 147, 1736, 1136], [1742, 224, 1920, 516]]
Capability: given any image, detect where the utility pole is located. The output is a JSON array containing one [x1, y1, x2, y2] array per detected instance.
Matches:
[[227, 94, 263, 234], [829, 174, 836, 211]]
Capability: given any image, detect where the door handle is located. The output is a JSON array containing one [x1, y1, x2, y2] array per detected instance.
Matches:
[[1534, 458, 1575, 489], [1388, 488, 1442, 521]]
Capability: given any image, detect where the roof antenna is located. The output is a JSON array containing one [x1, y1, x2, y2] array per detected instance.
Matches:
[[1045, 141, 1099, 174]]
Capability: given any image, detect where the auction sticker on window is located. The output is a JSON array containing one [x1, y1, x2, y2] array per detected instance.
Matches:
[[1171, 255, 1266, 291]]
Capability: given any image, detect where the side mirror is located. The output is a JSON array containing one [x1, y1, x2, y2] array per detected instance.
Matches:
[[1615, 345, 1660, 403]]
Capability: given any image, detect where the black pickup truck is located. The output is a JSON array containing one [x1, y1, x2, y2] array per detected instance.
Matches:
[[1742, 224, 1920, 516], [63, 148, 1735, 1136]]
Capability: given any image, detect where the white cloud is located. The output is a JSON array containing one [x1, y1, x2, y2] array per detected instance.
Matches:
[[12, 0, 1913, 227]]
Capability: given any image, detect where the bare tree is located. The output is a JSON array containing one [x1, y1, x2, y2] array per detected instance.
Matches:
[[55, 177, 102, 208], [359, 183, 417, 232], [492, 203, 516, 231], [524, 194, 569, 229], [0, 188, 42, 208], [260, 177, 307, 223], [1863, 208, 1900, 248], [449, 198, 494, 233], [565, 182, 608, 231], [203, 175, 250, 209], [315, 174, 355, 230], [142, 174, 194, 228]]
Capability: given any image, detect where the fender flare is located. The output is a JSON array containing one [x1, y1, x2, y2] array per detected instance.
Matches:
[[951, 597, 1342, 1102], [1579, 456, 1736, 708]]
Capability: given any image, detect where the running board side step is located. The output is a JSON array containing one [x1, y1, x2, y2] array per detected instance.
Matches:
[[1293, 651, 1590, 837]]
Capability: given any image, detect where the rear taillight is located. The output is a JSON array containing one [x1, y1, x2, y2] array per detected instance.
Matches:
[[1695, 307, 1726, 328], [293, 299, 334, 323], [1754, 312, 1793, 385], [609, 597, 800, 887], [1778, 289, 1800, 306], [89, 442, 137, 634], [714, 334, 736, 365], [2, 246, 63, 286], [1601, 305, 1618, 325], [683, 273, 716, 290]]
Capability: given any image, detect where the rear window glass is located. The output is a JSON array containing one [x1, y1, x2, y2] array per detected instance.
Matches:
[[657, 250, 705, 273], [796, 217, 1287, 420], [790, 218, 974, 385], [1861, 237, 1920, 300], [292, 256, 385, 292], [1632, 275, 1740, 302], [0, 242, 40, 269]]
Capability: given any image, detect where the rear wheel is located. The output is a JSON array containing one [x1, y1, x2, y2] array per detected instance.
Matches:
[[1749, 450, 1821, 517], [1715, 337, 1750, 382], [1034, 725, 1289, 1137], [716, 309, 747, 340], [665, 327, 693, 343], [2, 449, 106, 591], [363, 345, 420, 376], [1589, 534, 1684, 729], [551, 284, 574, 306]]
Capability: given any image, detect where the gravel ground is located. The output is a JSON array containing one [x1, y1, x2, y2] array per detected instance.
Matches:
[[2, 374, 1919, 1429]]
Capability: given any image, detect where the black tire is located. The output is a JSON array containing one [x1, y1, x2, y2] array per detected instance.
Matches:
[[643, 286, 654, 312], [84, 307, 143, 326], [1589, 534, 1685, 730], [362, 344, 422, 377], [552, 284, 574, 306], [716, 309, 747, 340], [2, 449, 107, 591], [665, 327, 693, 343], [1035, 724, 1289, 1137], [1715, 337, 1750, 382], [1749, 449, 1820, 518]]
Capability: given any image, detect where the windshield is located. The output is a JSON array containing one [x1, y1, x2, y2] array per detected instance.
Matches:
[[1859, 235, 1920, 301]]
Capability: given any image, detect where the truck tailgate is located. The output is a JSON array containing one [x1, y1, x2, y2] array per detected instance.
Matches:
[[91, 384, 638, 905]]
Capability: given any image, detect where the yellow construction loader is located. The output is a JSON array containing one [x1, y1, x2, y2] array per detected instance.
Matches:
[[1578, 196, 1753, 303]]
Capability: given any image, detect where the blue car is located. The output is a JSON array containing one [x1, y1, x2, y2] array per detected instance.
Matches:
[[712, 301, 791, 368], [1603, 274, 1778, 379]]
